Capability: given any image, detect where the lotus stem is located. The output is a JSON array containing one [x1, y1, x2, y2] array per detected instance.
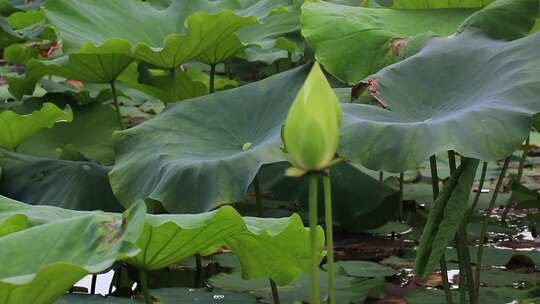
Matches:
[[288, 52, 294, 68], [378, 171, 384, 182], [323, 172, 335, 304], [447, 152, 475, 304], [209, 64, 216, 94], [516, 136, 530, 182], [139, 269, 152, 304], [253, 175, 264, 217], [475, 157, 510, 300], [448, 150, 457, 174], [457, 227, 476, 304], [225, 60, 233, 79], [309, 174, 320, 304], [109, 81, 125, 130], [253, 175, 281, 303], [194, 254, 203, 288], [275, 61, 280, 74], [399, 172, 404, 220], [269, 279, 281, 304], [90, 274, 97, 294], [466, 162, 488, 222], [429, 155, 453, 304], [502, 136, 530, 221]]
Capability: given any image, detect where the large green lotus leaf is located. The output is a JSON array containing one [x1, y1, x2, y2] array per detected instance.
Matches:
[[16, 101, 120, 164], [301, 0, 538, 84], [0, 102, 72, 149], [375, 0, 494, 8], [0, 10, 44, 48], [110, 65, 310, 213], [339, 31, 540, 172], [58, 288, 259, 303], [128, 206, 321, 286], [0, 194, 88, 228], [457, 0, 540, 40], [211, 268, 385, 303], [238, 2, 303, 64], [127, 206, 245, 270], [37, 80, 114, 105], [258, 161, 400, 230], [0, 202, 145, 304], [8, 40, 134, 99], [0, 0, 43, 16], [118, 64, 207, 104], [0, 150, 124, 212], [301, 1, 474, 84], [225, 214, 324, 286], [43, 0, 257, 69], [405, 287, 540, 304]]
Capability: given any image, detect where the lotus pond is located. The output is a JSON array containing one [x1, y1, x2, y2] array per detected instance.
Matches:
[[0, 0, 539, 303]]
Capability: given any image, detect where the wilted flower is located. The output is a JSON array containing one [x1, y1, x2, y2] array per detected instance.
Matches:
[[282, 62, 342, 173]]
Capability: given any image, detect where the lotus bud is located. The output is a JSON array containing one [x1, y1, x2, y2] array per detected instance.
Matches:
[[282, 62, 342, 173]]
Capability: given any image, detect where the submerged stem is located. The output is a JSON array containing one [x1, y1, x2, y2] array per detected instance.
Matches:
[[430, 155, 453, 304], [309, 174, 320, 304], [323, 173, 335, 304], [139, 269, 153, 304], [110, 81, 125, 130], [475, 157, 511, 299]]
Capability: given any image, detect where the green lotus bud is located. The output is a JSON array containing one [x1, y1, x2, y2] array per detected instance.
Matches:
[[283, 62, 342, 172]]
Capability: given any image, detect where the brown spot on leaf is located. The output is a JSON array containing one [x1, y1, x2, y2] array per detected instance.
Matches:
[[390, 37, 406, 57]]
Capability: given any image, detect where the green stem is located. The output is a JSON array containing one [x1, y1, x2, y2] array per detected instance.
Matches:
[[109, 81, 125, 130], [323, 173, 335, 304], [209, 64, 216, 94], [139, 269, 153, 304], [430, 155, 453, 304], [457, 227, 476, 304], [253, 175, 263, 217], [253, 175, 279, 302], [448, 150, 457, 174], [288, 52, 294, 68], [309, 174, 320, 304], [454, 245, 466, 304], [225, 60, 233, 79], [516, 136, 530, 182], [90, 274, 97, 294], [475, 157, 511, 300], [269, 279, 281, 304], [378, 171, 384, 183], [194, 254, 203, 288], [502, 136, 530, 222], [466, 162, 488, 222], [275, 61, 280, 74], [448, 152, 475, 303], [398, 172, 404, 220]]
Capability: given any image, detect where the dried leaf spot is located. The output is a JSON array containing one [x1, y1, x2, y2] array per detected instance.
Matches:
[[390, 37, 406, 56]]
